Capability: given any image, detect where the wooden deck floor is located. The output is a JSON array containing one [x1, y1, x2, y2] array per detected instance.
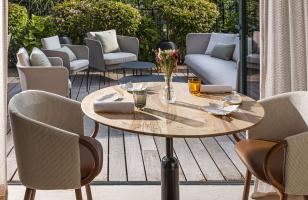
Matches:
[[6, 67, 259, 185]]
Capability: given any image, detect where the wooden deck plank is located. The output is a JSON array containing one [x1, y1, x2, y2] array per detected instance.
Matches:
[[108, 127, 127, 182], [173, 138, 205, 182], [94, 125, 109, 181], [215, 136, 246, 176], [7, 148, 17, 181], [124, 132, 146, 181], [139, 134, 161, 181], [185, 138, 224, 181], [200, 137, 242, 181]]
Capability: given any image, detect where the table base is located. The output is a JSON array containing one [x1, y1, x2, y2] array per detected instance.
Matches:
[[161, 138, 179, 200]]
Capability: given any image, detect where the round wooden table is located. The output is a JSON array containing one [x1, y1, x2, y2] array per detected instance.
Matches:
[[81, 82, 265, 200]]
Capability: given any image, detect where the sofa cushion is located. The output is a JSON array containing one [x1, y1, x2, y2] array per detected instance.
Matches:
[[70, 59, 89, 71], [95, 30, 120, 53], [30, 47, 51, 66], [185, 54, 237, 89], [205, 33, 237, 55], [211, 43, 235, 60], [41, 36, 61, 50], [104, 52, 137, 65], [56, 46, 77, 62], [17, 47, 31, 66]]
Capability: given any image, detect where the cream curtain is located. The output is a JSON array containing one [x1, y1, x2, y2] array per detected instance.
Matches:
[[260, 0, 308, 98], [0, 0, 8, 199]]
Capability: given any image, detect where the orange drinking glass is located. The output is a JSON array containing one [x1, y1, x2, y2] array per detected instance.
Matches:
[[188, 77, 201, 96]]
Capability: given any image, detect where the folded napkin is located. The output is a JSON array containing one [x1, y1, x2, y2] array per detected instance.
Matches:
[[200, 85, 232, 93], [93, 93, 134, 113]]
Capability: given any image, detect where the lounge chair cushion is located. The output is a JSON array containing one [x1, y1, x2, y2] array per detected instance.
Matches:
[[103, 52, 137, 65], [56, 46, 77, 62], [17, 47, 31, 66], [95, 30, 120, 53], [70, 59, 89, 71], [30, 47, 52, 66], [41, 36, 61, 50], [205, 33, 237, 55]]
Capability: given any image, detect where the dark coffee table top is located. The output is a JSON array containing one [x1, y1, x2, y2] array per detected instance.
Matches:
[[120, 61, 156, 69]]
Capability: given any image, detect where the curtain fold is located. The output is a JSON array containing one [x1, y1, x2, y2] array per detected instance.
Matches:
[[260, 0, 308, 98], [0, 0, 8, 199]]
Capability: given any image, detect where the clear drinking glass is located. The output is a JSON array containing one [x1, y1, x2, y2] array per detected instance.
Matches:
[[133, 88, 147, 110], [188, 77, 201, 96]]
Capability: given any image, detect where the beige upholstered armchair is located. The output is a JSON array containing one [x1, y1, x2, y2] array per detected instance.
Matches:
[[85, 32, 139, 84], [41, 36, 90, 90], [16, 47, 70, 97], [9, 90, 103, 200], [235, 91, 308, 200]]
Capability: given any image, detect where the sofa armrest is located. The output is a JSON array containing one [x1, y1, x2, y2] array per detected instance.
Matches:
[[85, 38, 106, 71], [186, 33, 212, 54], [117, 35, 139, 57], [48, 57, 63, 66], [17, 65, 69, 97], [42, 49, 70, 71], [62, 44, 89, 60]]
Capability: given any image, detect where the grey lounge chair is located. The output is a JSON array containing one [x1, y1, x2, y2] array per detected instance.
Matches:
[[41, 36, 90, 91], [85, 32, 139, 84], [16, 47, 70, 97]]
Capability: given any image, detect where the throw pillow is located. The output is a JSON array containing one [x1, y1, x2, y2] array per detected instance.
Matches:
[[56, 46, 77, 62], [30, 47, 51, 66], [95, 30, 120, 53], [205, 33, 236, 55], [211, 43, 236, 60]]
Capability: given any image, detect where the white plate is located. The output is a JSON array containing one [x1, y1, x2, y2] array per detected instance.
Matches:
[[120, 82, 143, 92], [202, 104, 239, 116], [96, 93, 119, 102], [222, 94, 242, 105]]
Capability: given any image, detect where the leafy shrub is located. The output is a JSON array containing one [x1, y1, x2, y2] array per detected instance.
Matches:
[[153, 0, 219, 61], [22, 15, 57, 51], [8, 3, 28, 65], [53, 0, 141, 44], [137, 16, 160, 61]]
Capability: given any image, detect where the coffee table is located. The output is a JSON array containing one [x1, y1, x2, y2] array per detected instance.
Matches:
[[120, 61, 156, 76], [81, 82, 264, 200]]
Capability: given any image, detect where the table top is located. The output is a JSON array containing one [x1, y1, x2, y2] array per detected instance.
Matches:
[[120, 61, 156, 69], [81, 82, 264, 138]]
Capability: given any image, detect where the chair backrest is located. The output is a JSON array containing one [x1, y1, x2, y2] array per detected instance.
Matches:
[[9, 90, 81, 190], [41, 35, 61, 50], [16, 47, 31, 66]]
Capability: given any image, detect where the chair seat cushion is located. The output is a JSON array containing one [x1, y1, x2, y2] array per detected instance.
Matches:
[[70, 60, 89, 72], [104, 52, 137, 65], [79, 136, 103, 181], [235, 139, 284, 184]]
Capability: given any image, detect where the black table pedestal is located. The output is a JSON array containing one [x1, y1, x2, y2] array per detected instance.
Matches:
[[161, 138, 179, 200]]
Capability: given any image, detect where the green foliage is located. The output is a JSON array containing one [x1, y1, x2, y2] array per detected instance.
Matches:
[[53, 0, 141, 44], [154, 0, 219, 61], [137, 16, 160, 61], [22, 15, 57, 51], [8, 3, 28, 65]]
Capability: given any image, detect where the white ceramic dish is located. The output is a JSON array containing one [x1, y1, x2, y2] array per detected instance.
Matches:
[[202, 104, 239, 116], [222, 93, 242, 105]]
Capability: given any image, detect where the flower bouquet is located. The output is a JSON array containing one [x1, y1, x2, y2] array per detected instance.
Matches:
[[155, 49, 178, 103]]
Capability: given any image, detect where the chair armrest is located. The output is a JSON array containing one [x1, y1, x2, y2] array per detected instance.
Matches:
[[248, 92, 308, 140], [17, 66, 69, 97], [186, 33, 211, 54], [117, 35, 139, 57], [42, 49, 70, 71], [9, 110, 82, 189], [85, 38, 106, 71], [48, 57, 63, 66], [62, 44, 89, 60]]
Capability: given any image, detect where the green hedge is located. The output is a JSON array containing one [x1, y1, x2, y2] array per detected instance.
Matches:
[[154, 0, 219, 60], [53, 0, 141, 44]]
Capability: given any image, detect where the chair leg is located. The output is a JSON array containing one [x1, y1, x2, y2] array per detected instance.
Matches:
[[75, 188, 83, 200], [278, 192, 287, 200], [103, 71, 106, 85], [24, 188, 34, 200], [85, 184, 93, 200], [86, 68, 90, 92], [30, 189, 36, 200], [304, 195, 308, 200], [242, 169, 252, 200]]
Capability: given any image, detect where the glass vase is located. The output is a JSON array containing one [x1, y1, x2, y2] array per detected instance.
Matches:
[[161, 75, 176, 104]]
